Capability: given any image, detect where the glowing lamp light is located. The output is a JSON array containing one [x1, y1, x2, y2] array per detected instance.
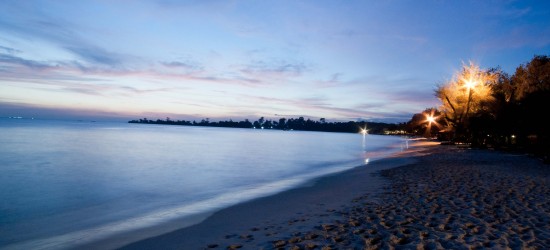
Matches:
[[464, 79, 477, 90], [426, 115, 435, 124], [360, 126, 368, 135], [423, 112, 439, 138], [425, 113, 437, 125]]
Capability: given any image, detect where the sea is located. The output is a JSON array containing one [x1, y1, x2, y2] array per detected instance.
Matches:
[[0, 118, 409, 249]]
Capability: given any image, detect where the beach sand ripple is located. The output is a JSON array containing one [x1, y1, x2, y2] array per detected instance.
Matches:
[[117, 143, 549, 250], [204, 146, 550, 250]]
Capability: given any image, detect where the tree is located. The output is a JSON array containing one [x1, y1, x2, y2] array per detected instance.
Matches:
[[511, 55, 550, 101], [509, 55, 550, 157], [278, 118, 286, 130], [434, 61, 498, 142], [263, 119, 273, 129], [405, 108, 445, 138]]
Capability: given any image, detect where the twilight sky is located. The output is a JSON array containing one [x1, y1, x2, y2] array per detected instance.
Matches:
[[1, 0, 549, 123]]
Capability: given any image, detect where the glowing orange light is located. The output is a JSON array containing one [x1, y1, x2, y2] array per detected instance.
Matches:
[[423, 112, 438, 138], [426, 115, 435, 124], [424, 111, 440, 132], [464, 78, 477, 90]]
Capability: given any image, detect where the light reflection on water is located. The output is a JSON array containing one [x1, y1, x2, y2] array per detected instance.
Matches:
[[0, 119, 407, 249]]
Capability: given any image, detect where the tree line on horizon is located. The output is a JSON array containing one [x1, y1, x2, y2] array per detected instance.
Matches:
[[128, 116, 404, 135], [405, 55, 550, 162], [128, 55, 549, 162]]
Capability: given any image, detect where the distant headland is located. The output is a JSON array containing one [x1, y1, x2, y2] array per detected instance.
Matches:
[[128, 117, 407, 135]]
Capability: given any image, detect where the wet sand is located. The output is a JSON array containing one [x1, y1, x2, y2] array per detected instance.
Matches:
[[116, 140, 550, 250]]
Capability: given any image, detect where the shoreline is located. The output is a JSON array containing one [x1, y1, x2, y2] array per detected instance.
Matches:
[[0, 125, 410, 250], [96, 140, 549, 249], [89, 139, 437, 250]]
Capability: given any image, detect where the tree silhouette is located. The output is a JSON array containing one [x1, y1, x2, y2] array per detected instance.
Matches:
[[434, 61, 498, 142], [129, 116, 405, 135], [427, 55, 550, 162]]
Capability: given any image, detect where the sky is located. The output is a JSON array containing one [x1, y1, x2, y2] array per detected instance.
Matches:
[[0, 0, 549, 123]]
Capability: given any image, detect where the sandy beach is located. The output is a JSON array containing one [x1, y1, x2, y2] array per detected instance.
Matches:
[[113, 140, 550, 250]]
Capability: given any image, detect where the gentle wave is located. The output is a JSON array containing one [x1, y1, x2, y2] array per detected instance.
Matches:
[[0, 120, 407, 249]]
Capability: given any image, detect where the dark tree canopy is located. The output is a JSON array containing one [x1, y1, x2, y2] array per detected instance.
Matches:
[[129, 116, 405, 135], [429, 55, 550, 162]]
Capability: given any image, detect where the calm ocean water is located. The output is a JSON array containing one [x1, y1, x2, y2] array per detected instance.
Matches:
[[0, 119, 408, 249]]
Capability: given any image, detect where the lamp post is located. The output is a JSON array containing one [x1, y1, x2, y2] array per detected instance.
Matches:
[[464, 79, 476, 121], [458, 77, 478, 142], [444, 62, 493, 143], [425, 113, 436, 138], [360, 126, 368, 148]]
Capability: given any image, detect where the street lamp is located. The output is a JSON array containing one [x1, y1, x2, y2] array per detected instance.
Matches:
[[463, 77, 478, 120], [360, 126, 368, 148], [424, 112, 438, 138], [426, 115, 435, 124], [443, 61, 495, 143], [464, 79, 477, 90]]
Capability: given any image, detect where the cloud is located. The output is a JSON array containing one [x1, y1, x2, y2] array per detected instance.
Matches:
[[160, 60, 203, 71], [0, 3, 316, 90], [0, 51, 269, 89], [161, 61, 194, 68], [237, 94, 416, 122], [0, 45, 21, 54], [33, 80, 177, 98], [61, 86, 104, 96], [0, 56, 178, 97], [303, 101, 414, 122], [240, 59, 308, 77], [0, 53, 54, 69], [316, 73, 344, 88], [0, 9, 126, 68], [0, 52, 108, 81], [0, 101, 133, 121], [64, 45, 123, 66]]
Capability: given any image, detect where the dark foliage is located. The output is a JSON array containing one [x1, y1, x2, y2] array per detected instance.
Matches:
[[128, 116, 404, 135], [431, 55, 550, 163]]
